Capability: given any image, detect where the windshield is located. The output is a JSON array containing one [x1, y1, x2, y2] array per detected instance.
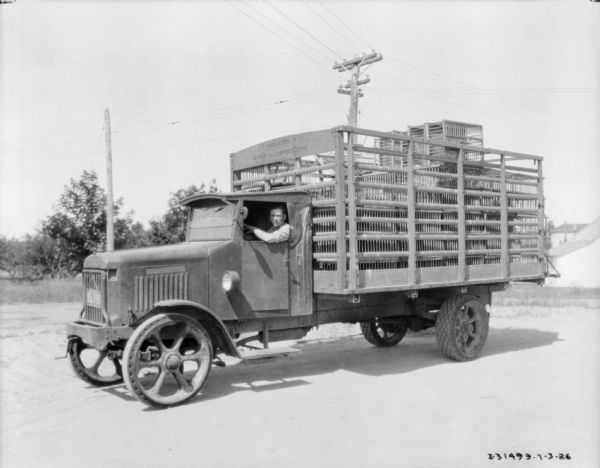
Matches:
[[187, 201, 235, 241]]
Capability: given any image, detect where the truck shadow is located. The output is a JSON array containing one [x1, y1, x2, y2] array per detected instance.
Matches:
[[198, 325, 559, 404], [100, 325, 559, 408]]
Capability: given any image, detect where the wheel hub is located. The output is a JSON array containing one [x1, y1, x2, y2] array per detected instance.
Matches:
[[165, 354, 182, 371]]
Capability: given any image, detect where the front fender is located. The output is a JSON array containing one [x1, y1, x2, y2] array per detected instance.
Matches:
[[138, 299, 240, 358]]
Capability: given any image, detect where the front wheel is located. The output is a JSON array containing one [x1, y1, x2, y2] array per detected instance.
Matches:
[[435, 295, 489, 361], [68, 339, 123, 386], [360, 318, 408, 347], [123, 313, 213, 408]]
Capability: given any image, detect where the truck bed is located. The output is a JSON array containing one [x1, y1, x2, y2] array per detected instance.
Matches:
[[230, 125, 547, 294]]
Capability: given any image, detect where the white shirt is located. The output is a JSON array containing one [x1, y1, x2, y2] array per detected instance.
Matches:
[[252, 223, 290, 243]]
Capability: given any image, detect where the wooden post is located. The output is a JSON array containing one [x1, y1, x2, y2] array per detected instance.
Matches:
[[407, 141, 417, 286], [294, 159, 302, 186], [104, 108, 114, 252], [537, 159, 545, 269], [457, 148, 466, 282], [347, 131, 358, 290], [335, 130, 347, 290], [500, 155, 509, 278], [263, 165, 271, 191], [230, 154, 239, 192]]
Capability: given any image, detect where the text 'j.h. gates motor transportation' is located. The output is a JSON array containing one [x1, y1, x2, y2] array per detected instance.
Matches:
[[67, 123, 550, 407]]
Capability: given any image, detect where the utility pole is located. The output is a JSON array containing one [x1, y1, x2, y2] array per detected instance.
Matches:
[[334, 51, 383, 128], [104, 108, 115, 252]]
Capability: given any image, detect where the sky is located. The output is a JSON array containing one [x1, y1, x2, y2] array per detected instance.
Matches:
[[1, 0, 599, 238]]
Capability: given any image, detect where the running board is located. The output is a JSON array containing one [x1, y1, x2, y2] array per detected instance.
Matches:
[[238, 346, 299, 361]]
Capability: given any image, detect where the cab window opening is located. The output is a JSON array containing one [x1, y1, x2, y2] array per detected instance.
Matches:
[[243, 201, 289, 242]]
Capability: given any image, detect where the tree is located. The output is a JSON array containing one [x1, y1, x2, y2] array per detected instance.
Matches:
[[147, 180, 218, 245], [0, 234, 61, 279], [42, 170, 146, 274]]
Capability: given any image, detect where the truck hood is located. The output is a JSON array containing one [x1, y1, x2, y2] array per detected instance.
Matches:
[[84, 241, 227, 269]]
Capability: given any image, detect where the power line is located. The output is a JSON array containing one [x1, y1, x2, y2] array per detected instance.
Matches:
[[301, 0, 362, 52], [111, 88, 332, 131], [2, 115, 340, 165], [372, 83, 600, 154], [316, 0, 373, 51], [223, 0, 335, 76], [376, 72, 600, 151], [3, 94, 339, 163], [386, 57, 593, 129], [382, 59, 600, 151], [242, 1, 333, 64], [113, 91, 334, 137], [262, 0, 345, 61], [1, 88, 334, 153]]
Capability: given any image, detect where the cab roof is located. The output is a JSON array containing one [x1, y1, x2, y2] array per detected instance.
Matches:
[[180, 190, 311, 207]]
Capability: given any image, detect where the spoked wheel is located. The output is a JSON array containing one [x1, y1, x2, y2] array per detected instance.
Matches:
[[123, 313, 213, 408], [68, 339, 123, 386], [360, 318, 409, 347], [435, 295, 489, 361]]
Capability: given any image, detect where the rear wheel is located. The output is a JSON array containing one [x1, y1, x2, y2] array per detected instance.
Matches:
[[68, 339, 123, 386], [123, 313, 213, 408], [435, 295, 489, 361], [360, 318, 408, 347]]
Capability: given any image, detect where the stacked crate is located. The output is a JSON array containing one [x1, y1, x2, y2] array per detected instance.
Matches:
[[406, 120, 484, 160]]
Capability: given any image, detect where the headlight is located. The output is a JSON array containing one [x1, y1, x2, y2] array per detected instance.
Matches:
[[222, 271, 240, 292]]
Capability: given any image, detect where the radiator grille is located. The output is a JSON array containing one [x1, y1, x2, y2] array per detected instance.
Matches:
[[134, 272, 188, 313], [82, 270, 107, 324]]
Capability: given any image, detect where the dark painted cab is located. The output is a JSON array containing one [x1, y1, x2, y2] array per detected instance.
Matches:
[[67, 191, 313, 352]]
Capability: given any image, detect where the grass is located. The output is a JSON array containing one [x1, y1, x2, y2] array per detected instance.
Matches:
[[493, 283, 600, 308], [1, 277, 598, 307], [0, 277, 82, 305]]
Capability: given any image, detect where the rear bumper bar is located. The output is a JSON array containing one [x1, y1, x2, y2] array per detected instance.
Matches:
[[66, 321, 133, 350]]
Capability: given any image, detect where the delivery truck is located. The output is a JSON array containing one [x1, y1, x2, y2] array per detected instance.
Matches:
[[67, 123, 549, 407]]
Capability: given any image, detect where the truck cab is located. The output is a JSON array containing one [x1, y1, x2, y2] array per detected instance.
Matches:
[[181, 191, 313, 319], [67, 191, 313, 406]]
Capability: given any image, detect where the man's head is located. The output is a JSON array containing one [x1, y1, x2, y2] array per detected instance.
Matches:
[[269, 206, 287, 227]]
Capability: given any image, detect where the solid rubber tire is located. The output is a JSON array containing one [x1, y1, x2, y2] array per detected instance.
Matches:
[[360, 318, 408, 347], [435, 294, 489, 361]]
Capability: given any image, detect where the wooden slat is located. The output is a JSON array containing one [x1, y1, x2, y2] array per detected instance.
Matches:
[[357, 181, 408, 192], [457, 149, 466, 282], [537, 160, 545, 262], [407, 141, 417, 285], [342, 126, 542, 160], [355, 163, 407, 174], [500, 155, 509, 278], [232, 162, 336, 186], [335, 130, 347, 289], [347, 133, 359, 290]]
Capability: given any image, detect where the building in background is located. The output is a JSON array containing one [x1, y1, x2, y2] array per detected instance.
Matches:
[[550, 222, 587, 248], [547, 218, 600, 288]]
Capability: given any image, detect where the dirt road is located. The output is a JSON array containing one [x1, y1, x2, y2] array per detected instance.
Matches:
[[1, 302, 598, 468]]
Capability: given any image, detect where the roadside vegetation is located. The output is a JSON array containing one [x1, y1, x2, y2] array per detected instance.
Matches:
[[494, 283, 600, 308], [0, 171, 218, 280], [1, 276, 598, 307], [0, 277, 82, 304]]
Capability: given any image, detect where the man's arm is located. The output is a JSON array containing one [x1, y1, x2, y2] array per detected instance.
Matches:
[[247, 224, 290, 243]]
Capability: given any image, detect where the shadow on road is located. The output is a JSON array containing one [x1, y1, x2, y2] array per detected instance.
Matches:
[[100, 325, 558, 407]]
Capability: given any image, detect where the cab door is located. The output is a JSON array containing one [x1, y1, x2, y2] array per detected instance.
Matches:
[[241, 241, 289, 312]]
